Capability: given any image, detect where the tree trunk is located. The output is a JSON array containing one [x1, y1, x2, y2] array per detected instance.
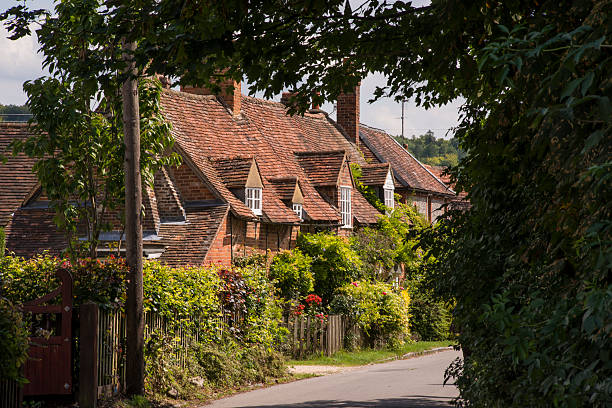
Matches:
[[121, 39, 144, 396]]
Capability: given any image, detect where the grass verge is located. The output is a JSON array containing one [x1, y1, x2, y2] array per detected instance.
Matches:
[[288, 341, 455, 367]]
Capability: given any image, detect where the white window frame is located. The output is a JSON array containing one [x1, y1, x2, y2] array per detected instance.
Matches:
[[292, 203, 303, 221], [340, 186, 352, 228], [384, 187, 395, 210], [245, 187, 262, 215]]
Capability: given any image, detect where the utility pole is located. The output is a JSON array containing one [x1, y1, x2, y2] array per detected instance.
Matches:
[[401, 100, 405, 139], [121, 39, 144, 396]]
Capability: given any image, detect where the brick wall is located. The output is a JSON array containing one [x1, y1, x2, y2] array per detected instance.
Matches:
[[203, 212, 233, 265], [154, 167, 186, 221], [169, 163, 216, 201]]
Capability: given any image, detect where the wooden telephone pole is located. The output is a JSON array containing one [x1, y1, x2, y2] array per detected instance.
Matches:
[[121, 39, 145, 396]]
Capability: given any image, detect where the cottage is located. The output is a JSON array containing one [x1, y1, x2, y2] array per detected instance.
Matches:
[[0, 80, 454, 265]]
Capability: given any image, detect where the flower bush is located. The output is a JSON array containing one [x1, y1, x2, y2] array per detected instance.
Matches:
[[297, 232, 362, 304], [330, 280, 410, 347]]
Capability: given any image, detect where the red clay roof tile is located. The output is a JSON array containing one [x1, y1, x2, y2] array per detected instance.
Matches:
[[0, 123, 39, 227], [359, 125, 454, 196]]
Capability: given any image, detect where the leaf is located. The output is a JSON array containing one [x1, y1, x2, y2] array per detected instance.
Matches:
[[580, 71, 594, 96], [560, 78, 582, 100], [581, 130, 604, 153]]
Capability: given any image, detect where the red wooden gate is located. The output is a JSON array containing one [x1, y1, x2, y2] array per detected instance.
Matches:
[[22, 268, 73, 396]]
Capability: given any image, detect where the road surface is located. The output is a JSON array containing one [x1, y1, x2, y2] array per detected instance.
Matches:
[[205, 349, 461, 408]]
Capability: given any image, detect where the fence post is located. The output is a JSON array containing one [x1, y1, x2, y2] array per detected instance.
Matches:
[[79, 302, 99, 408]]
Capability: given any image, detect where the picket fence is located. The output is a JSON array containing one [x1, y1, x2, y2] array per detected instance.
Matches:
[[94, 310, 358, 397]]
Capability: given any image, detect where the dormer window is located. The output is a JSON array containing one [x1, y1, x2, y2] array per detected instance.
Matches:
[[293, 203, 303, 221], [383, 167, 395, 210], [340, 186, 352, 228], [384, 187, 394, 209], [246, 187, 262, 215]]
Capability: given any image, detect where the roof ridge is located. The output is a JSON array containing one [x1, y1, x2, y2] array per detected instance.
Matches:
[[163, 88, 217, 101], [294, 149, 346, 156]]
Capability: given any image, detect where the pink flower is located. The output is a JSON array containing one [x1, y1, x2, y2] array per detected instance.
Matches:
[[382, 292, 387, 295], [352, 282, 359, 287]]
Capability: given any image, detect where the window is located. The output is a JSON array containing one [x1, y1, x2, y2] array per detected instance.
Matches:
[[384, 187, 395, 210], [293, 203, 303, 221], [383, 169, 395, 210], [340, 186, 352, 228], [245, 187, 262, 215]]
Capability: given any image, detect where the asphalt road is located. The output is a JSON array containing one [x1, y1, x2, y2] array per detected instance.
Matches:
[[205, 349, 462, 408]]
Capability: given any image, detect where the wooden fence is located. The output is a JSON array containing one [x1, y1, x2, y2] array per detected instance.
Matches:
[[0, 379, 22, 408], [283, 314, 361, 357], [90, 309, 356, 403], [96, 308, 206, 398]]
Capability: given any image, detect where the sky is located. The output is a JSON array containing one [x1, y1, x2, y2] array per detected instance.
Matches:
[[0, 0, 462, 139]]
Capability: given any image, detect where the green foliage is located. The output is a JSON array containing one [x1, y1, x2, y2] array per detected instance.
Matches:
[[349, 163, 386, 212], [407, 290, 452, 341], [1, 254, 127, 309], [269, 250, 314, 300], [1, 0, 180, 259], [417, 3, 612, 407], [0, 227, 5, 257], [330, 280, 410, 347], [0, 104, 30, 122], [395, 131, 464, 168], [0, 297, 29, 381], [297, 232, 362, 304], [353, 203, 427, 281]]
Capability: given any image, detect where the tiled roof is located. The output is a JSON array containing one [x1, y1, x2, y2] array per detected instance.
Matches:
[[424, 164, 467, 201], [352, 188, 381, 225], [359, 125, 454, 196], [360, 163, 391, 186], [268, 177, 299, 201], [0, 123, 39, 227], [209, 156, 254, 188], [295, 150, 346, 186], [161, 90, 353, 224], [4, 208, 66, 257], [158, 204, 229, 267]]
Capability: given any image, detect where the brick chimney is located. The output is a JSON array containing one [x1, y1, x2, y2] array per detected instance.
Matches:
[[337, 85, 360, 149], [181, 79, 241, 116]]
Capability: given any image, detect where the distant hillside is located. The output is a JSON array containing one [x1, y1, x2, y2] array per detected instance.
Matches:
[[394, 130, 465, 167], [0, 104, 30, 122]]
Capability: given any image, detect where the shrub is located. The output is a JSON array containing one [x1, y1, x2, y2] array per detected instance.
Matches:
[[0, 297, 29, 381], [297, 232, 362, 303], [1, 254, 127, 309], [269, 249, 313, 300], [408, 291, 452, 341], [330, 280, 410, 347]]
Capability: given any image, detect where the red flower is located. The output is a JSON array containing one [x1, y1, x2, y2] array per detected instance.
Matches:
[[382, 292, 387, 295]]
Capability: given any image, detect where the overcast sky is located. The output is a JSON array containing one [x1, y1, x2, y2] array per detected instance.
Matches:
[[0, 0, 462, 138]]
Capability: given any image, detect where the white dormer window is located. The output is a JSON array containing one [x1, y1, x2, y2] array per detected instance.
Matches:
[[246, 187, 262, 215], [384, 188, 395, 209], [293, 203, 303, 221], [383, 168, 395, 210], [340, 186, 352, 228]]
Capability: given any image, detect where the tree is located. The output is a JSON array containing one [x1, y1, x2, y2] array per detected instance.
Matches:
[[4, 0, 610, 404], [0, 104, 30, 122]]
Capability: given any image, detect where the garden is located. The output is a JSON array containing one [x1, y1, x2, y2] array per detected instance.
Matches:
[[0, 202, 454, 405]]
